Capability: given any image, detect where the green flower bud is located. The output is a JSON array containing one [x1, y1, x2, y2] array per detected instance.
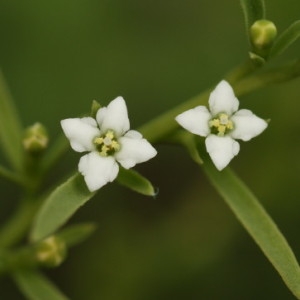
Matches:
[[250, 20, 277, 53], [23, 122, 49, 154], [90, 100, 101, 118], [35, 236, 67, 268]]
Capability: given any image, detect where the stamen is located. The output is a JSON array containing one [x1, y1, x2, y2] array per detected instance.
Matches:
[[93, 130, 120, 156], [209, 113, 234, 136]]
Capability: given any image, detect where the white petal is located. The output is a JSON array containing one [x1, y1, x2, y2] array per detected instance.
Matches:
[[78, 152, 119, 192], [208, 80, 239, 116], [61, 118, 100, 152], [205, 135, 240, 171], [115, 131, 157, 169], [175, 106, 211, 137], [231, 109, 268, 141], [96, 96, 130, 136], [124, 130, 143, 139]]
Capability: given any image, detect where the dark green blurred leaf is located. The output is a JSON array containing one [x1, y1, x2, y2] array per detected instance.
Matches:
[[31, 173, 95, 242], [57, 223, 96, 248], [167, 130, 203, 165], [13, 269, 69, 300], [40, 134, 69, 174], [202, 161, 300, 299], [0, 70, 23, 171], [117, 167, 156, 196], [240, 0, 265, 39], [0, 164, 23, 185], [270, 20, 300, 58]]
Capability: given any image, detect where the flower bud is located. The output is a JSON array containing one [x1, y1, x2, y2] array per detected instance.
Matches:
[[35, 236, 67, 268], [23, 122, 49, 154], [250, 19, 277, 51], [90, 100, 101, 118]]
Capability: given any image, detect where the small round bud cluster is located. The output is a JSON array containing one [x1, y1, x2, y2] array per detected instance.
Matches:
[[23, 122, 49, 154], [250, 19, 277, 59], [35, 236, 67, 268]]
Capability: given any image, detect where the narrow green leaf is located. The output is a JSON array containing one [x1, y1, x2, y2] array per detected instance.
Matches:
[[13, 269, 69, 300], [270, 20, 300, 58], [240, 0, 265, 39], [117, 167, 156, 196], [31, 173, 95, 241], [202, 161, 300, 299], [0, 70, 23, 170], [57, 223, 96, 248]]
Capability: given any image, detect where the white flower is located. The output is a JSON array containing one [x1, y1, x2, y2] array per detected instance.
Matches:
[[175, 80, 268, 170], [61, 97, 157, 192]]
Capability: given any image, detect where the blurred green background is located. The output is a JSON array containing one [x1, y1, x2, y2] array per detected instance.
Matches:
[[1, 0, 300, 299]]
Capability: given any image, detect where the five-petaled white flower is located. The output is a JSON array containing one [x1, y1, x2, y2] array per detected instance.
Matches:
[[175, 80, 268, 170], [61, 97, 157, 192]]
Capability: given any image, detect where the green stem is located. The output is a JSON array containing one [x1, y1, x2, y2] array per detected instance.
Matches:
[[233, 59, 300, 95], [0, 247, 37, 278], [35, 60, 258, 164], [224, 58, 257, 83], [1, 57, 299, 266], [139, 59, 300, 143], [139, 60, 255, 142], [139, 89, 211, 143]]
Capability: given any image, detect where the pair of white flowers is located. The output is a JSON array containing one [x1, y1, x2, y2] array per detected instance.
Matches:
[[61, 80, 267, 192]]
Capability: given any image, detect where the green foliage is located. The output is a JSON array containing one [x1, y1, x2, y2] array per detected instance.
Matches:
[[30, 174, 95, 242], [0, 71, 23, 171], [240, 0, 265, 37], [117, 167, 156, 196], [57, 223, 96, 248], [270, 20, 300, 58], [1, 1, 300, 299], [13, 269, 69, 300], [202, 161, 300, 299]]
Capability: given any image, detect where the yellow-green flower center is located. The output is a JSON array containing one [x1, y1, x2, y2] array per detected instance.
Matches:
[[209, 113, 234, 136], [93, 130, 120, 156]]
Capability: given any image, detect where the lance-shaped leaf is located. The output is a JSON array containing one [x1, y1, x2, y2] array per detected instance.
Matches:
[[31, 173, 95, 242], [13, 269, 69, 300], [57, 223, 96, 248], [240, 0, 265, 41], [202, 160, 300, 299], [117, 167, 156, 196], [270, 20, 300, 58], [0, 70, 23, 171]]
